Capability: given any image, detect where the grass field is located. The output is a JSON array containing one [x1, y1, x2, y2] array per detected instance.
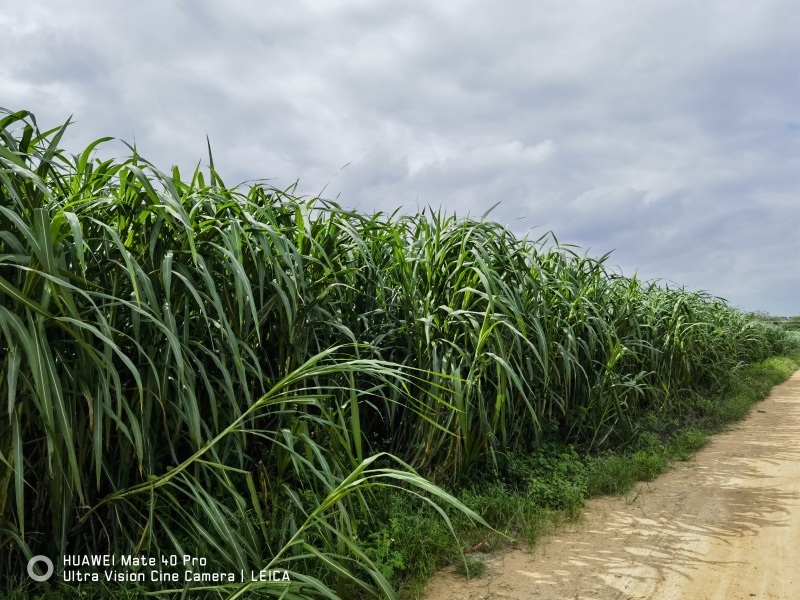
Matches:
[[2, 107, 798, 599]]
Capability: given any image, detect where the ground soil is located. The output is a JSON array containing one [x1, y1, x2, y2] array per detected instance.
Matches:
[[423, 371, 800, 600]]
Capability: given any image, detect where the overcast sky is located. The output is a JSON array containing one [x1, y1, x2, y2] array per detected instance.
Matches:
[[3, 1, 799, 314]]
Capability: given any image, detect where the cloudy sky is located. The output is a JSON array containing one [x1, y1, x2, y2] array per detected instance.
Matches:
[[3, 0, 799, 314]]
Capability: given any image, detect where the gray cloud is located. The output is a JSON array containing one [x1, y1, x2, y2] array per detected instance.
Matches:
[[2, 0, 799, 314]]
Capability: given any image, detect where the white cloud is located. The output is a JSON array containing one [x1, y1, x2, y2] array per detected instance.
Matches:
[[2, 0, 800, 313]]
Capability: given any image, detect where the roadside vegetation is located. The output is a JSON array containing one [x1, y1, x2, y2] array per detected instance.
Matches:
[[2, 107, 798, 599]]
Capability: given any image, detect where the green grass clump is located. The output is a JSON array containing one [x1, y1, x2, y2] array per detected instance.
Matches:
[[454, 556, 486, 580], [586, 451, 666, 497], [2, 107, 798, 599]]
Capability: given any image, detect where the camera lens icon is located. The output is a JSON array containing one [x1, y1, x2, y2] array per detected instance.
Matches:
[[27, 555, 54, 582]]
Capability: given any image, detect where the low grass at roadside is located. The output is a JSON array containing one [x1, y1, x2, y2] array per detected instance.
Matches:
[[381, 350, 800, 598], [588, 351, 800, 496]]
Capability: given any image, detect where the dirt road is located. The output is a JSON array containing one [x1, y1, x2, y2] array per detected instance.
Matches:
[[424, 372, 800, 600]]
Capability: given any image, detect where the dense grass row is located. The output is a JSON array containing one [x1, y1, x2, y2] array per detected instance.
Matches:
[[370, 351, 800, 595], [0, 108, 794, 598]]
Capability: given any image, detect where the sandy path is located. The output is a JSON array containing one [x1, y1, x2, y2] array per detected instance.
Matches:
[[424, 371, 800, 600]]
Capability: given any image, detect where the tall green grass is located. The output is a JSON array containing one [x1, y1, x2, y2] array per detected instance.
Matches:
[[0, 107, 794, 598]]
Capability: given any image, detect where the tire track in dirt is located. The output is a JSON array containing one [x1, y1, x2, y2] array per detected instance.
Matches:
[[424, 371, 800, 600]]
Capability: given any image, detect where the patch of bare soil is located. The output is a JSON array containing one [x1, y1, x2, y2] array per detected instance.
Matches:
[[424, 372, 800, 600]]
